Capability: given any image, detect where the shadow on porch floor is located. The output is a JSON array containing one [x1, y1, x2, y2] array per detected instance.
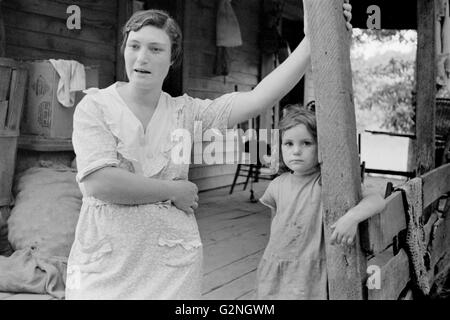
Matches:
[[198, 180, 271, 300]]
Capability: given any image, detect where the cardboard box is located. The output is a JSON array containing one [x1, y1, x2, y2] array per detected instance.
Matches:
[[21, 60, 98, 138]]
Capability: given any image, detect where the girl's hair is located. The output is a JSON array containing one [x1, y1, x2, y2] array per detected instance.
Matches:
[[277, 102, 317, 174], [120, 9, 183, 67]]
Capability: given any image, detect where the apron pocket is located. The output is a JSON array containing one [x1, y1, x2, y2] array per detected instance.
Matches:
[[158, 236, 202, 268], [70, 237, 113, 274]]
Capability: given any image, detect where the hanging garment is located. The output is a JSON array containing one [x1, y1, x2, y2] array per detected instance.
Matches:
[[49, 59, 86, 108], [396, 178, 431, 295], [216, 0, 242, 47], [214, 46, 230, 76], [214, 0, 242, 76]]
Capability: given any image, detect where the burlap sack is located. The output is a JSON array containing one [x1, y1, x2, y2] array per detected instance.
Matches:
[[8, 167, 82, 257]]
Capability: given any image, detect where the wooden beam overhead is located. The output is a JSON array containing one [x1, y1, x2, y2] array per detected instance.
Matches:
[[305, 0, 366, 300]]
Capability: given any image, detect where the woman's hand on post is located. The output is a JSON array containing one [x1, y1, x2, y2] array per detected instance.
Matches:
[[303, 0, 353, 37], [170, 180, 199, 215], [343, 0, 353, 32]]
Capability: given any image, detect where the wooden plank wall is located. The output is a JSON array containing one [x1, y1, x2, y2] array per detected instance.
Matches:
[[184, 0, 261, 191], [1, 0, 117, 87]]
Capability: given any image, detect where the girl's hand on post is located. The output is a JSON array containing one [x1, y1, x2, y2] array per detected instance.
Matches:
[[170, 180, 199, 215], [329, 213, 358, 246], [329, 187, 385, 246], [303, 0, 353, 37]]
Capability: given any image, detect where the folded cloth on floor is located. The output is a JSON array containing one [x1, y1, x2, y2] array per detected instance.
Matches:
[[0, 247, 66, 299], [49, 59, 86, 108], [397, 178, 431, 295]]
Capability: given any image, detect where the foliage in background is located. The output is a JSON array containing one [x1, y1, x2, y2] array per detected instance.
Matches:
[[353, 29, 412, 44], [351, 29, 416, 134]]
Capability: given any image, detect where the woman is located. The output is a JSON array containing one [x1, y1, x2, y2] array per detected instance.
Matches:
[[66, 4, 352, 299]]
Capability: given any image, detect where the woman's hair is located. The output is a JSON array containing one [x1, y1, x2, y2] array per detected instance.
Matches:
[[277, 102, 317, 173], [120, 9, 183, 67]]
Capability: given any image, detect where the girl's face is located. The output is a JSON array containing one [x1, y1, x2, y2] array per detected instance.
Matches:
[[281, 124, 319, 175], [124, 25, 172, 89]]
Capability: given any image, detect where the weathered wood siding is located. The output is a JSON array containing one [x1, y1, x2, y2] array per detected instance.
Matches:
[[183, 0, 261, 191], [2, 0, 117, 87]]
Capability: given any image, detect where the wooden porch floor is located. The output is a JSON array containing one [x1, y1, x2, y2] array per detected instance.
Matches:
[[197, 174, 405, 300], [198, 180, 271, 300], [0, 175, 400, 300]]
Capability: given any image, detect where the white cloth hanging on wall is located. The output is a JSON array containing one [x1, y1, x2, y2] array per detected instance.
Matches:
[[49, 59, 86, 108]]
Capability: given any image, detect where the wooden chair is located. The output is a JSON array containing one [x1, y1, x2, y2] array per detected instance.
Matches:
[[229, 140, 277, 198]]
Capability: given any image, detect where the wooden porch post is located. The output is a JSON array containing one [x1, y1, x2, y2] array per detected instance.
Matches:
[[415, 0, 437, 175], [304, 0, 366, 299]]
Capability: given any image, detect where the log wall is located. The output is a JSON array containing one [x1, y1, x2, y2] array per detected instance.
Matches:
[[1, 0, 117, 87]]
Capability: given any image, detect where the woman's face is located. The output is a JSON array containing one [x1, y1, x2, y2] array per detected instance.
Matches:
[[281, 124, 319, 175], [124, 25, 172, 89]]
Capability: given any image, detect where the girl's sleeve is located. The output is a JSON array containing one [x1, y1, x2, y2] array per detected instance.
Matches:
[[259, 178, 279, 210], [191, 92, 239, 134], [72, 96, 120, 183]]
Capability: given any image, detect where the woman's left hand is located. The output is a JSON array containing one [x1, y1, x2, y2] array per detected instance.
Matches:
[[330, 214, 358, 246], [303, 0, 353, 36], [343, 0, 353, 32]]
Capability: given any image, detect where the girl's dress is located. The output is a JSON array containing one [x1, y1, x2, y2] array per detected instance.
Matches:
[[66, 82, 237, 299], [257, 170, 327, 299]]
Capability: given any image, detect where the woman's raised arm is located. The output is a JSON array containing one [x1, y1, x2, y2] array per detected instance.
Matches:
[[228, 37, 311, 127], [227, 0, 352, 128]]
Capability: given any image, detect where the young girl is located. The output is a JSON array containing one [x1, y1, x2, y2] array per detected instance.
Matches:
[[257, 104, 386, 300]]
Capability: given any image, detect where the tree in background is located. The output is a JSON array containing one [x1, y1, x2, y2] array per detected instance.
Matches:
[[351, 29, 416, 134]]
